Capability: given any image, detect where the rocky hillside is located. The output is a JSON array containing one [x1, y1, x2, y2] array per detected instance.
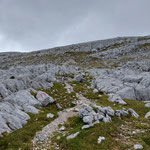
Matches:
[[1, 35, 150, 150]]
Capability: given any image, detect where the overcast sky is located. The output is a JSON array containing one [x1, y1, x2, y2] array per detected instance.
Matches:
[[0, 0, 150, 52]]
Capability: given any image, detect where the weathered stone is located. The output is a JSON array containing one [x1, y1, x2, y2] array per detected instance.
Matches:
[[59, 126, 65, 131], [134, 144, 143, 149], [145, 103, 150, 108], [115, 110, 129, 117], [98, 136, 105, 144], [128, 108, 139, 118], [47, 113, 54, 118], [56, 103, 62, 109], [36, 91, 55, 106], [79, 105, 94, 118], [108, 94, 127, 105], [23, 105, 39, 114], [82, 124, 91, 130], [0, 84, 9, 98], [93, 89, 98, 93], [103, 106, 115, 117], [83, 115, 93, 124], [37, 134, 46, 142], [5, 90, 41, 107], [66, 132, 80, 140], [117, 87, 136, 100], [74, 74, 86, 83], [145, 112, 150, 118], [102, 114, 111, 123]]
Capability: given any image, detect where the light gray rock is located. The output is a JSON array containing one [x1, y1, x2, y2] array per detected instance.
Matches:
[[56, 103, 62, 109], [83, 116, 93, 124], [79, 105, 94, 118], [59, 126, 65, 131], [117, 87, 136, 100], [98, 136, 105, 144], [145, 103, 150, 108], [103, 106, 115, 117], [67, 132, 80, 140], [82, 124, 91, 130], [0, 115, 11, 136], [5, 90, 41, 108], [128, 108, 139, 118], [108, 94, 127, 105], [0, 84, 9, 98], [93, 120, 100, 125], [37, 134, 46, 142], [115, 110, 129, 117], [94, 113, 104, 121], [74, 74, 86, 83], [102, 114, 111, 123], [0, 112, 23, 130], [23, 105, 39, 114], [122, 75, 142, 83], [47, 113, 54, 118], [93, 104, 105, 114], [145, 112, 150, 118], [93, 89, 98, 93], [134, 144, 143, 149], [134, 85, 150, 101], [140, 77, 150, 88], [36, 91, 54, 106]]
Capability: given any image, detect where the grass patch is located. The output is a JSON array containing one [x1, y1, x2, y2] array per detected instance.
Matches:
[[43, 82, 78, 109], [52, 116, 129, 150]]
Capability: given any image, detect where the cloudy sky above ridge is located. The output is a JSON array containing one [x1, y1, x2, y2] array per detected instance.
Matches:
[[0, 0, 150, 52]]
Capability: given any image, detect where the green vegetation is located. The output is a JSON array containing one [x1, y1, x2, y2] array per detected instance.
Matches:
[[52, 116, 127, 150], [43, 82, 78, 109], [51, 81, 150, 150]]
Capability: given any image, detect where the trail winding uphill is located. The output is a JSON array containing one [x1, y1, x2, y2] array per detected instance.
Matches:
[[32, 83, 94, 150]]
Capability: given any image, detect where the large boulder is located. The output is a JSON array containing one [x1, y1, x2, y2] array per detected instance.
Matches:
[[3, 79, 24, 93], [117, 87, 136, 100], [31, 73, 55, 89], [0, 102, 30, 135], [36, 91, 55, 106], [134, 85, 150, 101], [4, 90, 41, 108], [122, 75, 142, 83]]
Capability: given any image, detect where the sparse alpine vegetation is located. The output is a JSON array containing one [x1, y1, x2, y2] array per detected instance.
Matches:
[[1, 35, 150, 150]]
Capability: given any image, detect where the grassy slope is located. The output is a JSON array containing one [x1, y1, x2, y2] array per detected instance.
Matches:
[[51, 81, 150, 150]]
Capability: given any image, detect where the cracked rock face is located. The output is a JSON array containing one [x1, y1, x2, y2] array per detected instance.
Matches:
[[0, 63, 79, 136], [90, 68, 150, 102], [0, 64, 78, 99]]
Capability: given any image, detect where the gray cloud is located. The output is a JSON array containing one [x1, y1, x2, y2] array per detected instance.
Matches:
[[0, 0, 150, 52]]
